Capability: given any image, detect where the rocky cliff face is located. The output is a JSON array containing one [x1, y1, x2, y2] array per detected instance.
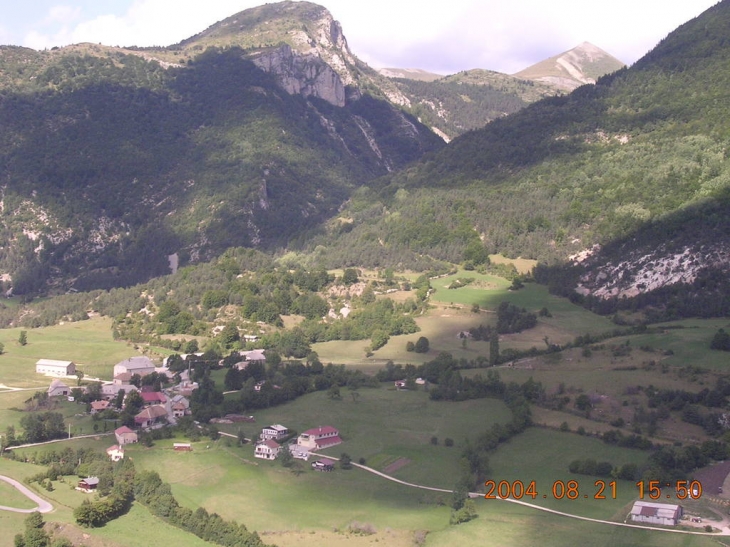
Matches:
[[251, 44, 346, 106]]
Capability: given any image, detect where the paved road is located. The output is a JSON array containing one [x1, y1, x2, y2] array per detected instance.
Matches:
[[0, 475, 53, 513]]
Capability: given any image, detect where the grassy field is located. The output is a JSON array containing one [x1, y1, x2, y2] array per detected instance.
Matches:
[[315, 279, 616, 368], [426, 502, 719, 547], [0, 316, 158, 386], [219, 386, 513, 489], [1, 278, 729, 546]]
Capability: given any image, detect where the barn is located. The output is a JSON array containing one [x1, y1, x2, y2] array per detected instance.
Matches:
[[36, 359, 76, 377], [629, 501, 683, 526]]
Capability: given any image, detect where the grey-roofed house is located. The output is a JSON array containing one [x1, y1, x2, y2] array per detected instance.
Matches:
[[113, 356, 155, 378]]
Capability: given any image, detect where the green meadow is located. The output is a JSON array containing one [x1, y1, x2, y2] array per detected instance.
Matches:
[[0, 317, 151, 386], [220, 386, 513, 489], [0, 274, 728, 546]]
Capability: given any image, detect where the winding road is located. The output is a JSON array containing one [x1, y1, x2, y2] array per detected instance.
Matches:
[[0, 475, 53, 513]]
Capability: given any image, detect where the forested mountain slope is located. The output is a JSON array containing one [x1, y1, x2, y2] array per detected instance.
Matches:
[[0, 3, 443, 295], [309, 0, 730, 301]]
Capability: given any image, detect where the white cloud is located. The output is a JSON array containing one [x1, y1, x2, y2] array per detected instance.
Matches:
[[15, 0, 722, 73], [45, 5, 83, 25]]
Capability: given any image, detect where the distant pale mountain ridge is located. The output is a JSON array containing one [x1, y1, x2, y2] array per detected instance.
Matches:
[[514, 41, 626, 91]]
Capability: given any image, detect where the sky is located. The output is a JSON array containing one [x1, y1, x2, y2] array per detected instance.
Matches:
[[0, 0, 720, 75]]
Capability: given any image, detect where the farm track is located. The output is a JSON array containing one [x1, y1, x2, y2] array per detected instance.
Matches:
[[311, 452, 730, 537]]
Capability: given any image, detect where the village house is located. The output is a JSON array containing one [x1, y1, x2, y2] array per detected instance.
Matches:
[[114, 426, 138, 445], [254, 439, 281, 460], [134, 405, 168, 428], [36, 359, 76, 377], [170, 395, 190, 418], [90, 400, 111, 414], [47, 379, 70, 397], [101, 382, 138, 401], [113, 356, 155, 378], [106, 445, 124, 462], [77, 477, 99, 493], [236, 349, 266, 370], [140, 392, 167, 406], [297, 426, 342, 450], [260, 424, 289, 441], [629, 501, 683, 526]]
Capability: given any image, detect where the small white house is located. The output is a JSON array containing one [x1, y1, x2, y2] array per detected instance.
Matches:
[[36, 359, 76, 377], [630, 501, 683, 526], [261, 424, 288, 441], [106, 445, 125, 462], [254, 439, 281, 460]]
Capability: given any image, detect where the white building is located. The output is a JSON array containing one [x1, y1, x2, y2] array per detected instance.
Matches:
[[629, 501, 683, 526], [36, 359, 76, 377], [261, 424, 288, 441], [254, 439, 281, 460], [297, 426, 341, 450]]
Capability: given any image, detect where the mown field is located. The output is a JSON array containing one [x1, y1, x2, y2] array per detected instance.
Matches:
[[0, 316, 159, 386]]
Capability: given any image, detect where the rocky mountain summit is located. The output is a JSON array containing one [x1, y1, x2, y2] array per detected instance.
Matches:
[[515, 42, 625, 91]]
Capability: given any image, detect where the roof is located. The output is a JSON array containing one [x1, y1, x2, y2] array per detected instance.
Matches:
[[242, 349, 266, 361], [314, 435, 342, 448], [262, 439, 280, 449], [135, 405, 168, 420], [141, 392, 167, 403], [81, 477, 100, 485], [91, 400, 110, 410], [116, 356, 155, 370], [315, 458, 335, 465], [106, 445, 123, 453], [302, 426, 339, 437], [115, 426, 135, 435], [265, 424, 288, 432], [49, 379, 69, 388], [36, 359, 74, 367], [630, 501, 682, 519]]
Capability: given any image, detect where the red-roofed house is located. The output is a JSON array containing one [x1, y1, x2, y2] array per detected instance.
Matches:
[[115, 426, 138, 445], [140, 392, 167, 405], [254, 439, 281, 460], [297, 426, 341, 450], [90, 400, 110, 414]]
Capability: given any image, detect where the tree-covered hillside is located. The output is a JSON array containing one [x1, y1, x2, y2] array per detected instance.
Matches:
[[390, 70, 557, 140], [0, 44, 442, 294], [306, 0, 730, 284]]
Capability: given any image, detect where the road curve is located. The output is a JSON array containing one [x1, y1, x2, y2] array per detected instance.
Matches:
[[0, 475, 53, 513]]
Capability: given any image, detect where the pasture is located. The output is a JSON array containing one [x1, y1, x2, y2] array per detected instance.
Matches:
[[0, 316, 158, 386], [219, 386, 513, 489]]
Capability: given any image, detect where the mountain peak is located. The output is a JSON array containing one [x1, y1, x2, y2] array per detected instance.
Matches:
[[514, 42, 625, 91]]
